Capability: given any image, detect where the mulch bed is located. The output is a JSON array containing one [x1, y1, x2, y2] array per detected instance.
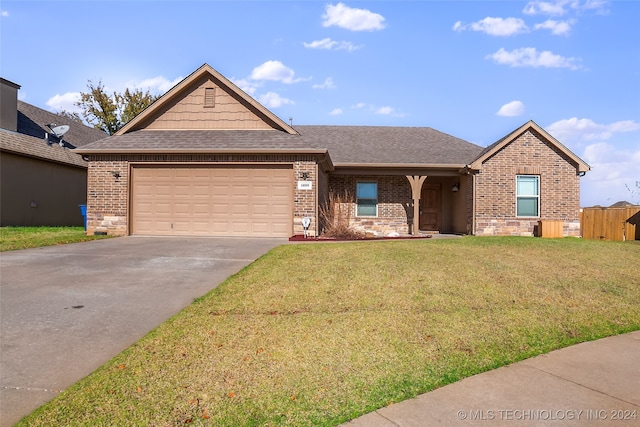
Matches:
[[288, 234, 433, 242]]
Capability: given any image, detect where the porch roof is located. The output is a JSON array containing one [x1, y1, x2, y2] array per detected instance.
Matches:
[[295, 125, 484, 167]]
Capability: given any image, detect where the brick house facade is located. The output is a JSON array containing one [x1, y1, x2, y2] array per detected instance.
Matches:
[[470, 125, 587, 236], [76, 64, 589, 238]]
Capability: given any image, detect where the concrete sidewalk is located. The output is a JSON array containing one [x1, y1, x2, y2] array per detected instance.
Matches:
[[343, 331, 640, 426]]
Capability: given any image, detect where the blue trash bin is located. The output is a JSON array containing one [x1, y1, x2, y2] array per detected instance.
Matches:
[[79, 204, 87, 230]]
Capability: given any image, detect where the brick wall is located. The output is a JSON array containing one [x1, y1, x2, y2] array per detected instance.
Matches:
[[329, 175, 413, 235], [87, 159, 128, 235], [293, 161, 318, 236], [474, 129, 581, 236], [86, 154, 319, 236]]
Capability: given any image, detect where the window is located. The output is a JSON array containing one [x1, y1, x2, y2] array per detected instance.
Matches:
[[356, 182, 377, 216], [516, 175, 539, 217]]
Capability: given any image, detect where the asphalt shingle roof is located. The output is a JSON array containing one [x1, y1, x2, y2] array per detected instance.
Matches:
[[296, 126, 484, 166], [0, 129, 88, 168], [77, 130, 319, 152], [17, 101, 107, 148], [77, 126, 485, 168], [1, 101, 106, 168]]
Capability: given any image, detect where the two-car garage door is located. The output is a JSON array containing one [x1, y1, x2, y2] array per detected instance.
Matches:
[[131, 165, 293, 237]]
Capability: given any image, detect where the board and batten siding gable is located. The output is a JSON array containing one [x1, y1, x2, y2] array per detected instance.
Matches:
[[142, 76, 273, 131]]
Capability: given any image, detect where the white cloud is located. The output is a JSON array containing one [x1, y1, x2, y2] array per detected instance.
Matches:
[[534, 19, 572, 35], [375, 106, 394, 115], [547, 118, 640, 143], [322, 2, 386, 31], [523, 1, 569, 16], [350, 102, 403, 117], [329, 108, 343, 115], [231, 77, 259, 96], [312, 77, 336, 90], [580, 0, 610, 14], [581, 142, 640, 206], [303, 38, 361, 52], [250, 60, 307, 84], [454, 17, 529, 36], [487, 47, 582, 70], [497, 100, 525, 117], [1, 9, 8, 17], [124, 76, 183, 95], [523, 0, 610, 16], [46, 92, 81, 114], [547, 116, 640, 206], [258, 91, 294, 108]]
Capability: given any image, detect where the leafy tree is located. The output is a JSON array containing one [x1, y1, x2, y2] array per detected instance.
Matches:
[[70, 80, 159, 135], [57, 110, 83, 123]]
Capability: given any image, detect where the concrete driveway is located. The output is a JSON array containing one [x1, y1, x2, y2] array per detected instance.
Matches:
[[0, 236, 284, 426]]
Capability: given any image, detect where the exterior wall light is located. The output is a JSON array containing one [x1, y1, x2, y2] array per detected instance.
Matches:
[[452, 183, 460, 192]]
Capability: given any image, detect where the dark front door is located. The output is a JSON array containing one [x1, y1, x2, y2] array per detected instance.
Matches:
[[420, 183, 441, 231]]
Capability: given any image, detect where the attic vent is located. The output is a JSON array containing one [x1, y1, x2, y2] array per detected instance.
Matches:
[[204, 87, 215, 108]]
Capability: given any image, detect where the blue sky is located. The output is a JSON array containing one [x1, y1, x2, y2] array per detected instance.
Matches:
[[2, 1, 638, 206]]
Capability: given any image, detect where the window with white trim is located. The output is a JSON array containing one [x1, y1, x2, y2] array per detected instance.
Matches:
[[356, 182, 377, 217], [516, 175, 540, 217]]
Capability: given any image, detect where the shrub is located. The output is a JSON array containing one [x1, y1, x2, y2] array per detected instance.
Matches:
[[319, 191, 365, 239]]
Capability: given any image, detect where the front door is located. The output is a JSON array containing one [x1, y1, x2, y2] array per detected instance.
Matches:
[[420, 183, 441, 231]]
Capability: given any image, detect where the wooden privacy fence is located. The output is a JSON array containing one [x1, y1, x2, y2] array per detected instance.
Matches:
[[580, 206, 640, 241]]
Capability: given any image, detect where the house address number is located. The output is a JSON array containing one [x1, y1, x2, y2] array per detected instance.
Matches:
[[297, 181, 313, 190]]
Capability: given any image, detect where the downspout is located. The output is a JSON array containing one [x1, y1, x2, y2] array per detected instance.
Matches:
[[315, 162, 319, 237], [471, 171, 476, 236]]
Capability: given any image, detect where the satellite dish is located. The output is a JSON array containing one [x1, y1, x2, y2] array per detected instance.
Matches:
[[47, 124, 70, 138]]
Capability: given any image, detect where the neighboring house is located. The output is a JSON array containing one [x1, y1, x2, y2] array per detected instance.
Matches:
[[75, 64, 590, 238], [0, 77, 107, 226]]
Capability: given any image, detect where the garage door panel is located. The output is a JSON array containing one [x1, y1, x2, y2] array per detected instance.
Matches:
[[132, 166, 293, 237], [192, 203, 211, 215], [212, 204, 231, 214], [232, 203, 250, 215], [155, 202, 172, 215], [272, 204, 290, 215]]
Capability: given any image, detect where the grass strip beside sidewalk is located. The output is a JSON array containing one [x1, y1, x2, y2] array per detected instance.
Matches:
[[18, 237, 640, 426]]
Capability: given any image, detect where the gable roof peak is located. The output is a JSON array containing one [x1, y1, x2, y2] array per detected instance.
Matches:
[[115, 63, 298, 136], [470, 119, 590, 173]]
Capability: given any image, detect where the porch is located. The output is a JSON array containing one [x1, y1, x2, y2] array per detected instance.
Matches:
[[324, 172, 471, 236]]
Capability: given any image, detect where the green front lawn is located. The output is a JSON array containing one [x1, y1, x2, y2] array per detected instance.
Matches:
[[0, 227, 111, 251], [18, 237, 640, 426]]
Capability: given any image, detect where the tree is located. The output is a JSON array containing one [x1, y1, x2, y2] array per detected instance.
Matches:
[[70, 80, 159, 135], [626, 181, 640, 205]]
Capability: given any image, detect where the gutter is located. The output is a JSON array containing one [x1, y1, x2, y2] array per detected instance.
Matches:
[[73, 148, 329, 155], [334, 162, 469, 169]]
